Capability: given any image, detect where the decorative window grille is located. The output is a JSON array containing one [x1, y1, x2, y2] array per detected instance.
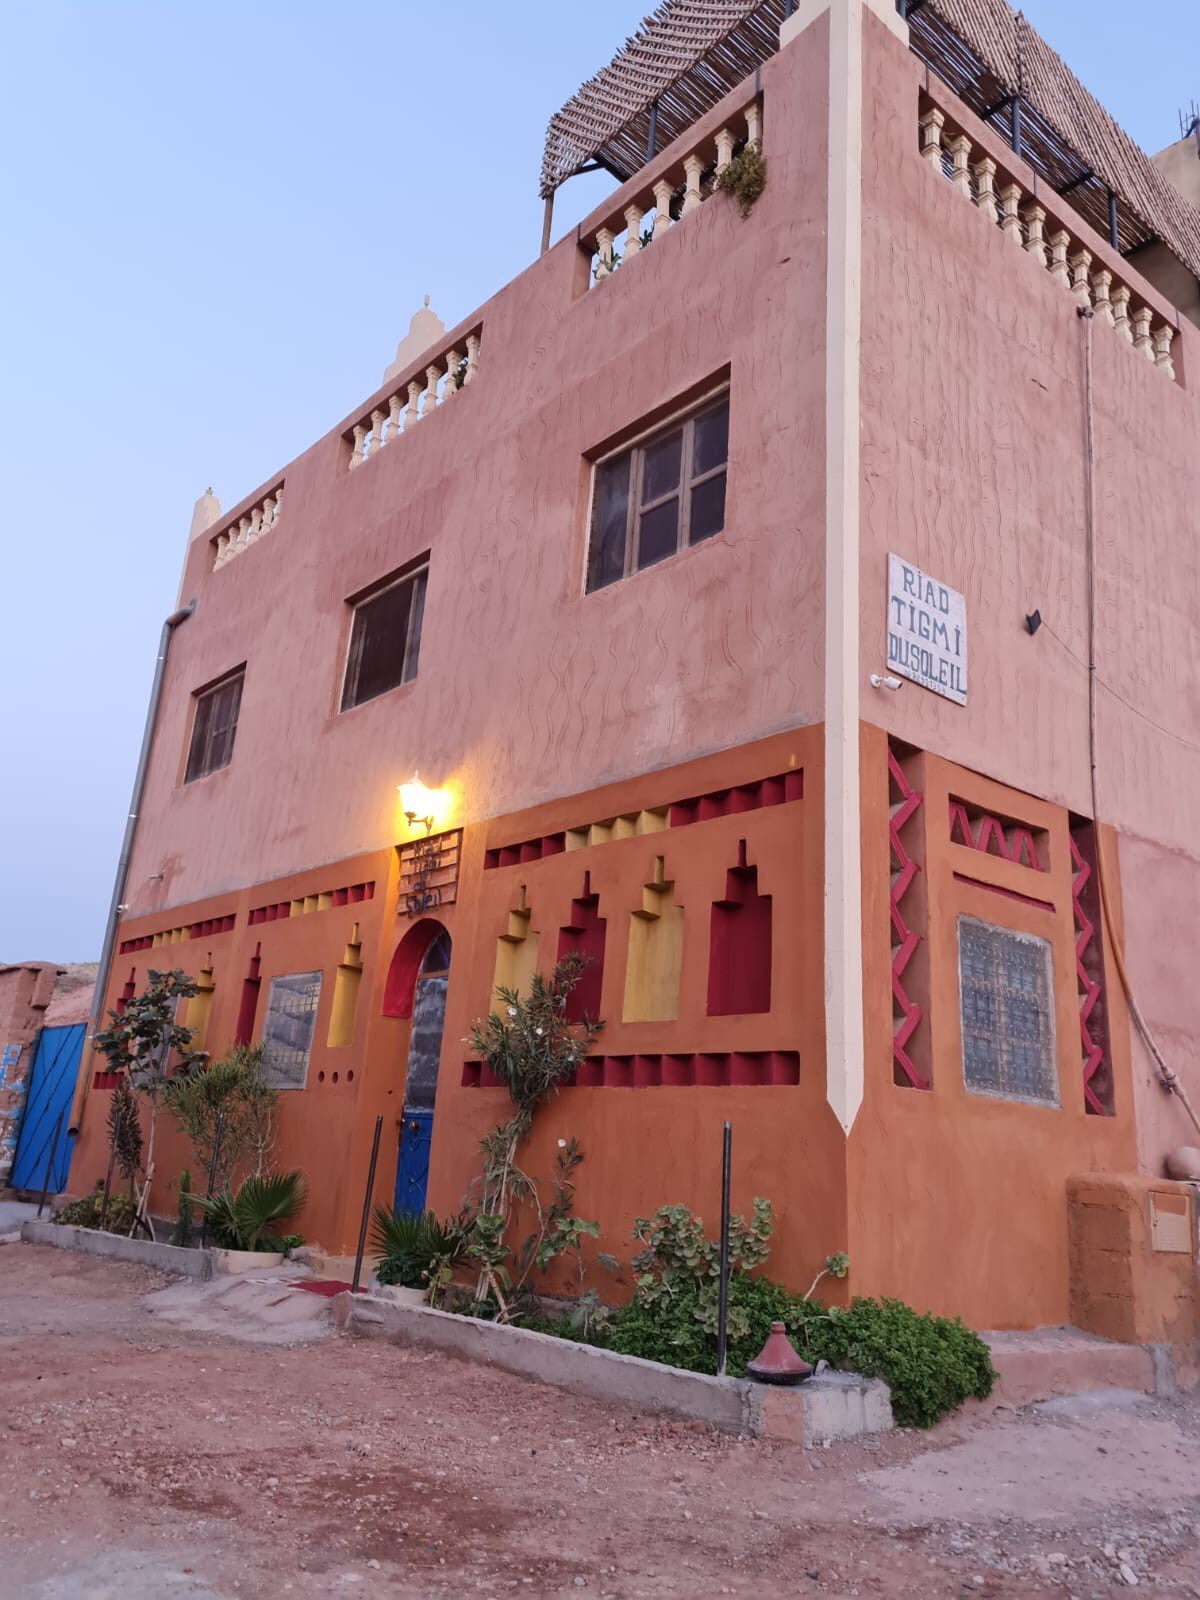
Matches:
[[958, 917, 1058, 1106], [259, 971, 323, 1090]]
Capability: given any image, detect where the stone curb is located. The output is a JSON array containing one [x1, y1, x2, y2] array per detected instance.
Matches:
[[334, 1291, 893, 1444], [20, 1219, 214, 1279]]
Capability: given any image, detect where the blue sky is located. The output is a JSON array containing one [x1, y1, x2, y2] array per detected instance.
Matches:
[[1, 0, 1196, 962]]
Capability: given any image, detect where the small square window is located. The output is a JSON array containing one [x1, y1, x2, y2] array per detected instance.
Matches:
[[586, 392, 729, 592], [341, 563, 428, 711], [185, 669, 244, 783], [259, 971, 322, 1090], [958, 917, 1058, 1106]]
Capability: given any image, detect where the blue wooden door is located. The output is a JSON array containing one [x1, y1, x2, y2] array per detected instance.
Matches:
[[392, 960, 449, 1214], [10, 1023, 85, 1193], [394, 1111, 433, 1213]]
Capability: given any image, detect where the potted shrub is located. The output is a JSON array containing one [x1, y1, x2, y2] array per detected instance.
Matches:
[[195, 1170, 306, 1272], [369, 1207, 465, 1304]]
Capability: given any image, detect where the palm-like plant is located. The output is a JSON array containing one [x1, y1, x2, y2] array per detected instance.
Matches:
[[370, 1206, 464, 1288], [196, 1170, 306, 1252]]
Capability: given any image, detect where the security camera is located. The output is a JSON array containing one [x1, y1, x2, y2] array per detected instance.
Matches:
[[116, 903, 130, 913], [869, 674, 903, 691]]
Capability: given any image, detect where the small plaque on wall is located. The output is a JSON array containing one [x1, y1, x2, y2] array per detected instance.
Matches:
[[887, 553, 968, 704], [399, 828, 462, 918], [1149, 1191, 1192, 1254]]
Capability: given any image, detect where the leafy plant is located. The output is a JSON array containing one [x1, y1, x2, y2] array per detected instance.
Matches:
[[371, 1207, 465, 1290], [716, 141, 766, 216], [93, 969, 202, 1239], [195, 1169, 306, 1253], [461, 958, 603, 1321], [170, 1169, 193, 1248], [106, 1078, 143, 1202], [165, 1043, 277, 1190], [54, 1185, 134, 1235]]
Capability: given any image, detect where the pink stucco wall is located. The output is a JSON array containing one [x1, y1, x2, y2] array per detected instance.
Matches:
[[125, 31, 831, 925], [857, 17, 1200, 1173]]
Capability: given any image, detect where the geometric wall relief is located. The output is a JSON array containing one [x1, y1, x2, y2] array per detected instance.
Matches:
[[120, 913, 236, 954], [249, 879, 376, 925], [889, 745, 929, 1089], [186, 954, 216, 1055], [491, 886, 539, 1011], [623, 857, 684, 1022], [1070, 818, 1115, 1116], [706, 840, 772, 1016], [556, 873, 606, 1023], [327, 922, 364, 1049], [461, 1050, 799, 1090], [234, 942, 263, 1046], [482, 766, 804, 869], [949, 795, 1047, 871]]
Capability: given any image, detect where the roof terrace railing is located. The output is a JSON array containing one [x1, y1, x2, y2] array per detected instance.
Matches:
[[918, 97, 1178, 384], [345, 326, 482, 472], [211, 482, 285, 571], [581, 96, 762, 288]]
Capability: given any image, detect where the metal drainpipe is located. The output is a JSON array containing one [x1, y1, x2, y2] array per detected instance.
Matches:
[[67, 599, 197, 1137]]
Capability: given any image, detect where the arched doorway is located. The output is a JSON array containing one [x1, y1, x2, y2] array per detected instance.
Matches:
[[383, 922, 452, 1214]]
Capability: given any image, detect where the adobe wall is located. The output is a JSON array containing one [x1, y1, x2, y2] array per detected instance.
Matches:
[[115, 20, 832, 933], [0, 964, 58, 1185], [856, 18, 1200, 1180]]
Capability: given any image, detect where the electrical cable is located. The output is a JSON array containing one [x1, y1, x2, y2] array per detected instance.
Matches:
[[1078, 307, 1200, 1140]]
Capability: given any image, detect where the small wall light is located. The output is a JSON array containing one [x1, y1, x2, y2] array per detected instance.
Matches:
[[869, 674, 903, 691], [398, 772, 437, 833]]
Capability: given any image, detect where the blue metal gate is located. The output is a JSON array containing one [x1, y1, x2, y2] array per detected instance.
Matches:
[[10, 1023, 84, 1193]]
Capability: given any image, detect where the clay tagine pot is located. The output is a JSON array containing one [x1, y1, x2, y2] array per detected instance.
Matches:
[[1164, 1146, 1200, 1182], [745, 1321, 813, 1385]]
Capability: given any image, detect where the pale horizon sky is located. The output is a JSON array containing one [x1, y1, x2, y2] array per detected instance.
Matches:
[[2, 0, 1196, 962]]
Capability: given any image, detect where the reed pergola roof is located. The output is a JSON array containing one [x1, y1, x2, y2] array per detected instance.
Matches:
[[541, 0, 1200, 282]]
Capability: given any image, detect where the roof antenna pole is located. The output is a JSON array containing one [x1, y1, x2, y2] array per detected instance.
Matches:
[[540, 190, 555, 256]]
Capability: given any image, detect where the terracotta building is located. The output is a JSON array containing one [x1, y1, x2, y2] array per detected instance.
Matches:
[[68, 0, 1200, 1335]]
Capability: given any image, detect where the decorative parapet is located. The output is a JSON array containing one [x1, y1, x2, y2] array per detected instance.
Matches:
[[581, 97, 762, 287], [346, 325, 483, 472], [918, 99, 1179, 383], [211, 483, 284, 571]]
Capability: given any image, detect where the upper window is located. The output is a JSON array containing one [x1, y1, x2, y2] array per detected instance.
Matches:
[[341, 563, 428, 712], [185, 669, 244, 783], [586, 393, 729, 592]]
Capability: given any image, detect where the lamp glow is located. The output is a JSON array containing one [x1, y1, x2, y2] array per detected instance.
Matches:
[[398, 772, 437, 833]]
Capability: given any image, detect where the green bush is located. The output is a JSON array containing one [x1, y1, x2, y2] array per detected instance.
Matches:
[[54, 1187, 134, 1235], [599, 1280, 993, 1428], [195, 1169, 305, 1252]]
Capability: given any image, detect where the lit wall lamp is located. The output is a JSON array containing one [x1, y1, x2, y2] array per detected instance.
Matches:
[[398, 772, 437, 833]]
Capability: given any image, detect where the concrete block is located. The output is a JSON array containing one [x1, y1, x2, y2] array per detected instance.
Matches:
[[20, 1219, 213, 1279]]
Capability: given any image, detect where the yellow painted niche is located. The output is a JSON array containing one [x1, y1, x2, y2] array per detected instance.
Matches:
[[187, 954, 216, 1052], [492, 886, 539, 1013], [622, 858, 684, 1022], [327, 922, 363, 1049]]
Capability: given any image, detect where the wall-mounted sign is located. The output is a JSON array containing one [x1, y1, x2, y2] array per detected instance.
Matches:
[[887, 554, 967, 705], [399, 828, 462, 918]]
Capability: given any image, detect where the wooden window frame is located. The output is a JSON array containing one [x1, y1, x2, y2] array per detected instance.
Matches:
[[184, 668, 244, 784], [586, 389, 729, 592], [339, 561, 429, 713]]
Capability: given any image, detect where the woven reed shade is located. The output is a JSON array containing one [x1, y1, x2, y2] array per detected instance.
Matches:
[[543, 0, 1200, 283]]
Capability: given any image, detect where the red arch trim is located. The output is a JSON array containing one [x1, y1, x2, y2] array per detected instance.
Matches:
[[383, 918, 450, 1019]]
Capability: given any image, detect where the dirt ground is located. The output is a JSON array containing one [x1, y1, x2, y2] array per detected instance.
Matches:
[[1, 1245, 1199, 1599]]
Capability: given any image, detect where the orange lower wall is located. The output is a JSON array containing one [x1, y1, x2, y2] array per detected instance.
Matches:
[[70, 723, 1144, 1329]]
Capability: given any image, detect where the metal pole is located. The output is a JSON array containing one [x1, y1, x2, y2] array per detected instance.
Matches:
[[1011, 96, 1023, 161], [716, 1121, 732, 1377], [646, 99, 659, 163], [1108, 188, 1119, 251], [199, 1110, 223, 1249], [36, 1110, 66, 1219], [352, 1115, 384, 1294], [540, 192, 554, 256]]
